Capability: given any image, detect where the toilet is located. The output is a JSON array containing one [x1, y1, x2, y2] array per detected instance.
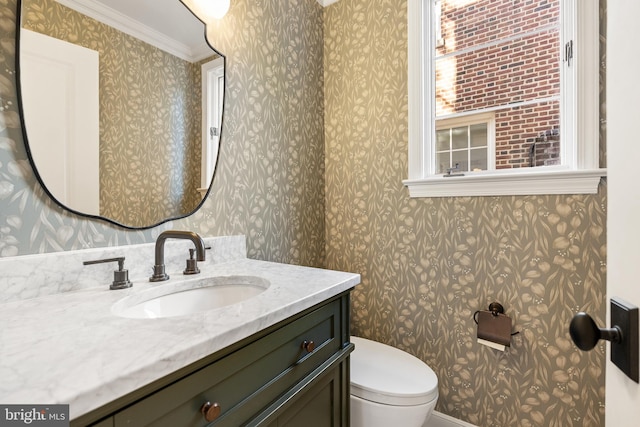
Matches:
[[350, 336, 439, 427]]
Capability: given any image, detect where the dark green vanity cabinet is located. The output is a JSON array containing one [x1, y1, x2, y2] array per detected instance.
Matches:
[[78, 292, 352, 427]]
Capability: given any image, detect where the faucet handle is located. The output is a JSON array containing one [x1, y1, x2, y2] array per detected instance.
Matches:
[[83, 257, 133, 290], [183, 246, 211, 275], [184, 249, 201, 275]]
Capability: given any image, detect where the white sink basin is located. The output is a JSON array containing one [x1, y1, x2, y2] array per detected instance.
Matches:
[[112, 276, 270, 319]]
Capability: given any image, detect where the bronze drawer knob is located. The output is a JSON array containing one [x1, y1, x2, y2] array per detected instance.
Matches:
[[302, 340, 315, 353], [201, 401, 221, 422]]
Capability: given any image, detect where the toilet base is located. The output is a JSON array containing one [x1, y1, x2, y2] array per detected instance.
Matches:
[[350, 394, 437, 427]]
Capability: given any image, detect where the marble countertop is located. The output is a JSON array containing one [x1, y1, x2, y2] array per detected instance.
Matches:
[[0, 257, 360, 419]]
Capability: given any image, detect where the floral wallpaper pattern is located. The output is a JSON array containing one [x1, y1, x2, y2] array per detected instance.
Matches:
[[21, 0, 204, 227], [324, 0, 607, 426]]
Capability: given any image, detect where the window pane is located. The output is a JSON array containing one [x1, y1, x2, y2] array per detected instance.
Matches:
[[495, 101, 560, 169], [431, 0, 562, 170], [452, 150, 468, 172], [435, 0, 560, 58], [436, 129, 450, 151], [436, 152, 450, 174], [470, 148, 488, 171], [435, 29, 560, 117], [470, 124, 487, 148], [451, 127, 467, 150]]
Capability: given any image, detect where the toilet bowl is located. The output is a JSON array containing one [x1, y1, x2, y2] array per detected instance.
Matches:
[[350, 336, 438, 427]]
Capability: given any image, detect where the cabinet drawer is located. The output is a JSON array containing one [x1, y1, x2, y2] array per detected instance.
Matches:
[[114, 299, 343, 426]]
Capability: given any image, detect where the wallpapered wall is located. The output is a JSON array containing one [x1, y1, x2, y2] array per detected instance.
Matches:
[[0, 0, 326, 263], [324, 1, 607, 426], [21, 0, 203, 227]]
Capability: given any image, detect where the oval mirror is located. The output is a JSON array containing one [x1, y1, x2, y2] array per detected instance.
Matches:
[[17, 0, 224, 229]]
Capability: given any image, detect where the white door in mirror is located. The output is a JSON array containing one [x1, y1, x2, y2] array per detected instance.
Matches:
[[20, 29, 100, 215]]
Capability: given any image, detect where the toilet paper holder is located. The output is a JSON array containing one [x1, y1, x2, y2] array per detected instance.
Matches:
[[488, 302, 505, 316], [473, 302, 520, 349], [473, 302, 510, 322]]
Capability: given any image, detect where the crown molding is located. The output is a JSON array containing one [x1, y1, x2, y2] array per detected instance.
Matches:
[[55, 0, 211, 62]]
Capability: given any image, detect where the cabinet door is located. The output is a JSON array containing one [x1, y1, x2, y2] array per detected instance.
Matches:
[[274, 361, 349, 427], [114, 299, 343, 427], [90, 417, 114, 427]]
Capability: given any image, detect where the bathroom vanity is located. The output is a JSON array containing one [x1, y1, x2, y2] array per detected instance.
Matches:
[[85, 294, 352, 426], [0, 236, 360, 426]]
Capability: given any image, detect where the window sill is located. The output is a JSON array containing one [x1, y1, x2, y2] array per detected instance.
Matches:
[[403, 168, 606, 198]]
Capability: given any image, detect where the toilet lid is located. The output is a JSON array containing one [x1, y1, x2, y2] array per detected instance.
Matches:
[[350, 336, 438, 406]]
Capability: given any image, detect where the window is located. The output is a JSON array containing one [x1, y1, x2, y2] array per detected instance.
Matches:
[[406, 0, 605, 197], [436, 113, 495, 174], [434, 0, 444, 47], [200, 57, 225, 197]]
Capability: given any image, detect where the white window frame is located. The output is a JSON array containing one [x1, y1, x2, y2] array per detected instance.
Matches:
[[405, 0, 605, 197], [199, 57, 224, 197], [434, 0, 444, 48]]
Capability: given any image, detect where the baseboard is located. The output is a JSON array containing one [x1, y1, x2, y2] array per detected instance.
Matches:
[[428, 411, 478, 427]]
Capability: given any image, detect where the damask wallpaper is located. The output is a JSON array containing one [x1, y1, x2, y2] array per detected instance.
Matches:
[[21, 0, 203, 227], [324, 0, 607, 426], [0, 0, 608, 425]]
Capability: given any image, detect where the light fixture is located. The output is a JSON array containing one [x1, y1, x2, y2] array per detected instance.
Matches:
[[198, 0, 230, 19]]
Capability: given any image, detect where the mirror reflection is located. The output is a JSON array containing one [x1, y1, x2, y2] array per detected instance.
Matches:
[[19, 0, 224, 228]]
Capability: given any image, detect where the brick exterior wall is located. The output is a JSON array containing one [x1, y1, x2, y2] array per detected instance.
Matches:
[[495, 101, 560, 168], [436, 0, 561, 169]]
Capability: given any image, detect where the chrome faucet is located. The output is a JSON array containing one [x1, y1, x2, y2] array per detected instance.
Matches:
[[150, 230, 206, 282]]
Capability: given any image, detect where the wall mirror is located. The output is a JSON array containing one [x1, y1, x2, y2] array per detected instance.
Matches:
[[17, 0, 225, 229]]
